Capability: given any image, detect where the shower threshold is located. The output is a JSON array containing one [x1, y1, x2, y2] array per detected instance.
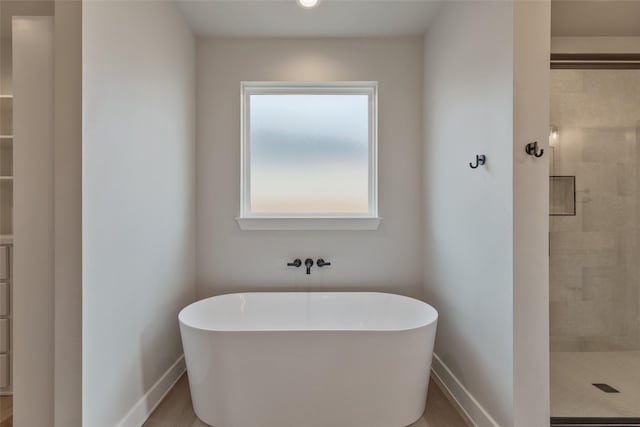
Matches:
[[551, 417, 640, 427]]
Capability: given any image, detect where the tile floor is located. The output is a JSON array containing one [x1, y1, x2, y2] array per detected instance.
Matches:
[[551, 351, 640, 418]]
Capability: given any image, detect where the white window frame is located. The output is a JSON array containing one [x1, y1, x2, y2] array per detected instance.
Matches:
[[236, 81, 380, 231]]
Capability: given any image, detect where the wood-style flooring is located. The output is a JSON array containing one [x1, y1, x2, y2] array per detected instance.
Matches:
[[0, 396, 12, 427], [144, 374, 469, 427]]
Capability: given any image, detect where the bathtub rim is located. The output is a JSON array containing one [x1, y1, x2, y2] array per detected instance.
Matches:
[[178, 291, 439, 334]]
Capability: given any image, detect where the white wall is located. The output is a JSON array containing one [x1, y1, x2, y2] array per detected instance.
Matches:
[[13, 16, 54, 427], [12, 7, 83, 426], [196, 38, 424, 298], [423, 2, 514, 425], [513, 2, 550, 425], [53, 1, 82, 425], [82, 2, 196, 426], [423, 1, 550, 426]]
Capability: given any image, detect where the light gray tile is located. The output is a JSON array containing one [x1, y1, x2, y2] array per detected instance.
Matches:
[[550, 69, 640, 352], [551, 70, 585, 94], [582, 266, 619, 302], [582, 195, 628, 232], [582, 128, 630, 164]]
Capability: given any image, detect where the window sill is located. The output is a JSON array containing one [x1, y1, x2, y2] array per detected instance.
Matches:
[[235, 217, 382, 231]]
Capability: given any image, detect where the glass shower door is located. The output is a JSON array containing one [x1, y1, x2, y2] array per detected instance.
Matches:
[[549, 68, 640, 424]]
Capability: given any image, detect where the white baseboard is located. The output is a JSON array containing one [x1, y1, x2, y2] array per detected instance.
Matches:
[[431, 353, 500, 427], [116, 354, 186, 427]]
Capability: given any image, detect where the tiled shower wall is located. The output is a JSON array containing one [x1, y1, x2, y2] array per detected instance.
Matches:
[[550, 69, 640, 351]]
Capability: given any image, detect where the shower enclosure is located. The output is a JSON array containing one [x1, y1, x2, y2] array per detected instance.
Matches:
[[549, 59, 640, 424]]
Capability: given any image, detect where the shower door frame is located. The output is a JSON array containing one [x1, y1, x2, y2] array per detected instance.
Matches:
[[551, 53, 640, 69]]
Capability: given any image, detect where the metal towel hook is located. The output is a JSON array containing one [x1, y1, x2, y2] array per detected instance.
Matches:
[[525, 141, 544, 158], [469, 154, 486, 169]]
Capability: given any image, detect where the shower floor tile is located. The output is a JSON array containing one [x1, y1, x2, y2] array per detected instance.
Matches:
[[551, 351, 640, 418]]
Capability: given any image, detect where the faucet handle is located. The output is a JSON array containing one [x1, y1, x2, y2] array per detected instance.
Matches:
[[287, 258, 302, 267], [317, 258, 331, 267]]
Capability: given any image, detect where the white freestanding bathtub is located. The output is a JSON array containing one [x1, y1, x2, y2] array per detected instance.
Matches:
[[179, 292, 438, 427]]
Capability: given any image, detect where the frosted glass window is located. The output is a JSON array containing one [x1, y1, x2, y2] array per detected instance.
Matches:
[[240, 82, 378, 218]]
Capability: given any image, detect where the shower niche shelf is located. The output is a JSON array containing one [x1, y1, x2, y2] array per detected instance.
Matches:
[[550, 176, 576, 216]]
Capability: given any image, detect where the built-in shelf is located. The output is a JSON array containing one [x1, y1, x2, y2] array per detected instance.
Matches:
[[0, 89, 12, 394]]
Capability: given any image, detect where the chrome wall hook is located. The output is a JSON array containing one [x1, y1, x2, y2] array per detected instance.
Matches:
[[469, 154, 486, 169], [525, 141, 544, 158]]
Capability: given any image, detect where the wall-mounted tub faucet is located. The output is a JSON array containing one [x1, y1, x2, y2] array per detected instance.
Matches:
[[287, 258, 331, 274], [304, 258, 314, 275]]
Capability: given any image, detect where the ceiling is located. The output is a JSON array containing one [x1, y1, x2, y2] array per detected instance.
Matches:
[[176, 0, 443, 38], [2, 0, 638, 41], [178, 0, 640, 39], [551, 0, 640, 37]]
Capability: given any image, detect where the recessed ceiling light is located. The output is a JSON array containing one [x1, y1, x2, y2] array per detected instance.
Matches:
[[297, 0, 320, 9]]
